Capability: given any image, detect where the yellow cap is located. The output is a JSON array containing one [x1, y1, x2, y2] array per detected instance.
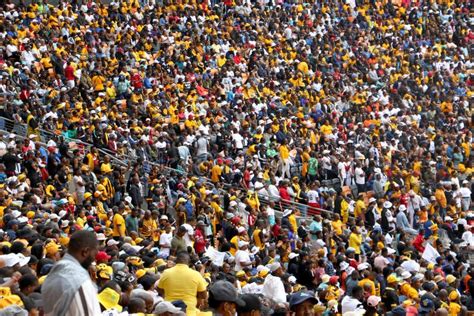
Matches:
[[44, 242, 60, 256], [136, 269, 147, 279], [128, 256, 143, 267], [26, 211, 35, 219], [236, 271, 245, 277], [96, 263, 113, 280], [84, 192, 92, 199], [154, 259, 166, 268], [387, 274, 400, 284], [0, 288, 23, 309], [449, 291, 459, 301], [98, 288, 122, 312], [446, 274, 456, 284]]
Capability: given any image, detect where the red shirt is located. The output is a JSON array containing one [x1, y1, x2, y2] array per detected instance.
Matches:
[[65, 65, 75, 81], [194, 229, 206, 255]]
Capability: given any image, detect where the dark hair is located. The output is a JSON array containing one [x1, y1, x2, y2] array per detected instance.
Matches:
[[176, 251, 190, 264], [68, 230, 98, 254], [19, 273, 38, 291], [10, 241, 25, 254], [127, 297, 146, 314]]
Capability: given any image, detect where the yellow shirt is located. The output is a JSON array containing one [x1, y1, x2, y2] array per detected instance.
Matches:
[[354, 200, 366, 218], [448, 302, 461, 316], [279, 145, 290, 159], [112, 213, 126, 237], [349, 232, 362, 254], [289, 214, 297, 233], [210, 165, 222, 183], [358, 278, 376, 296], [230, 235, 240, 256], [332, 220, 343, 235], [158, 264, 207, 316]]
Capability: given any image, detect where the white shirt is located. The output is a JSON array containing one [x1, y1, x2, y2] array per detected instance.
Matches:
[[234, 250, 251, 272], [159, 232, 173, 257], [355, 167, 365, 184], [232, 133, 244, 149], [182, 223, 194, 247], [262, 274, 286, 304], [307, 190, 319, 204], [341, 295, 364, 314], [460, 187, 471, 198]]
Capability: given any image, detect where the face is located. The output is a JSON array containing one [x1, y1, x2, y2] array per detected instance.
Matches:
[[81, 245, 99, 270], [222, 301, 237, 316], [294, 301, 314, 316]]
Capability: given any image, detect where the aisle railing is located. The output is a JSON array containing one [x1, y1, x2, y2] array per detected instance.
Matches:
[[0, 116, 341, 220]]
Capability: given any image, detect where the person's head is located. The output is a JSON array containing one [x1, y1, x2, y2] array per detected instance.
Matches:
[[208, 281, 245, 316], [237, 294, 261, 316], [351, 285, 363, 300], [127, 297, 146, 314], [19, 273, 39, 295], [177, 225, 187, 237], [68, 230, 99, 270], [176, 251, 190, 265], [289, 291, 318, 315], [130, 289, 154, 314]]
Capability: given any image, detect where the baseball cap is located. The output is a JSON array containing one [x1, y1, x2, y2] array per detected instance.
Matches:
[[367, 295, 381, 307], [289, 291, 318, 309], [98, 287, 122, 312], [237, 294, 261, 313], [154, 301, 184, 315], [107, 239, 120, 247], [209, 281, 245, 306], [419, 298, 434, 313], [387, 274, 400, 284], [96, 251, 111, 262]]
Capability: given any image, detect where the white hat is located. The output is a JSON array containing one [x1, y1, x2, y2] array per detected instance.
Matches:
[[96, 233, 107, 241], [18, 217, 28, 224], [229, 201, 238, 207], [0, 254, 20, 267], [357, 262, 370, 271], [368, 197, 377, 203], [254, 183, 264, 190], [383, 201, 393, 209], [445, 216, 453, 221], [107, 239, 120, 247], [16, 254, 30, 267], [11, 210, 21, 219], [58, 210, 67, 218], [399, 205, 407, 212], [340, 262, 349, 271], [237, 226, 246, 234], [49, 213, 59, 220], [153, 301, 184, 315], [288, 253, 299, 260], [387, 247, 396, 255], [160, 215, 168, 220], [60, 220, 69, 228], [267, 262, 281, 272], [250, 246, 259, 255], [401, 271, 412, 280], [238, 240, 249, 248], [283, 209, 292, 217]]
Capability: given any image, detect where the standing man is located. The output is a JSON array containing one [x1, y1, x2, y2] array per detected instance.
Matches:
[[112, 206, 126, 239], [42, 230, 101, 315], [158, 251, 207, 316]]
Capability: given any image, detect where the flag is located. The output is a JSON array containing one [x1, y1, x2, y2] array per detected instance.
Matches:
[[422, 243, 440, 264]]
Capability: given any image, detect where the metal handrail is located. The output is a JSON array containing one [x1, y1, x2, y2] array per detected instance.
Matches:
[[0, 115, 337, 220]]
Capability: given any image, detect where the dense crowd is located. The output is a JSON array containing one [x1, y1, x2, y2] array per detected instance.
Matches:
[[0, 0, 473, 315]]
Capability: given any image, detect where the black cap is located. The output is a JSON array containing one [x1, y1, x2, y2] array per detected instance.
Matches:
[[237, 294, 261, 313], [209, 281, 245, 306]]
